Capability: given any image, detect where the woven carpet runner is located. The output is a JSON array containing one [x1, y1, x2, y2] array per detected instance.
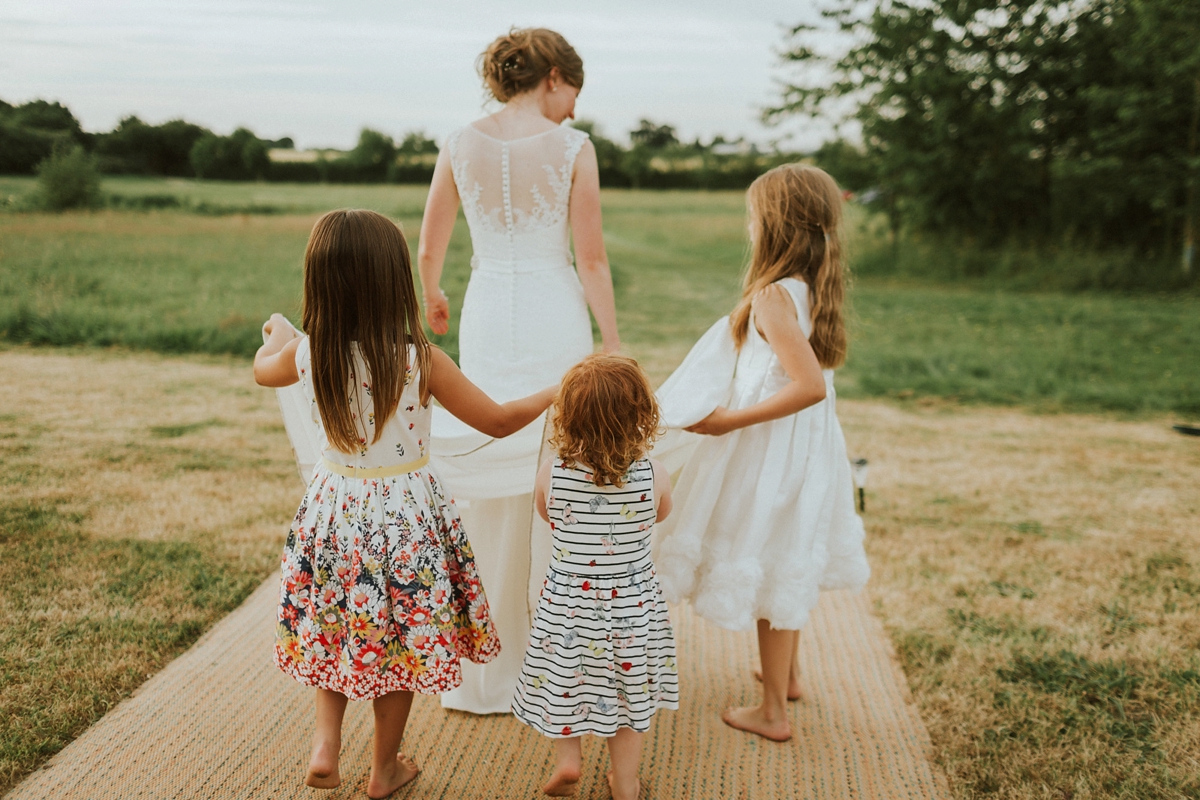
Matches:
[[9, 577, 947, 799]]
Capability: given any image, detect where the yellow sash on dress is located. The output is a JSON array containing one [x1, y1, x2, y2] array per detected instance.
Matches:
[[320, 454, 429, 479]]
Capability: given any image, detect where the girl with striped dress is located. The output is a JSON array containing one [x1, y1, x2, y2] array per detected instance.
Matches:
[[512, 354, 677, 800]]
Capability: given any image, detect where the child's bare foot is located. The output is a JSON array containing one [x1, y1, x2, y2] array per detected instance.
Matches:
[[721, 705, 792, 741], [367, 753, 419, 799], [607, 770, 640, 800], [305, 739, 341, 789], [753, 669, 803, 701], [542, 763, 581, 796]]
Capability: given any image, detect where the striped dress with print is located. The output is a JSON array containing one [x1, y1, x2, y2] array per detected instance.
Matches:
[[511, 458, 679, 737]]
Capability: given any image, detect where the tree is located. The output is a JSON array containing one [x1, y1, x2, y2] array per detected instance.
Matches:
[[572, 120, 630, 186], [347, 128, 396, 181], [397, 131, 438, 155], [95, 116, 209, 175], [622, 120, 681, 188], [233, 128, 270, 180], [0, 100, 84, 174], [810, 139, 878, 193], [770, 0, 1200, 264], [7, 100, 84, 142], [189, 128, 270, 180], [629, 120, 679, 150]]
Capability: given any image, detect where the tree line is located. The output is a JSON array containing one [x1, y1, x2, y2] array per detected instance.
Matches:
[[771, 0, 1200, 281], [0, 99, 805, 191]]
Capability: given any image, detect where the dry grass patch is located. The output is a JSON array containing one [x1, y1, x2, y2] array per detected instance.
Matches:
[[0, 346, 299, 793], [4, 343, 1198, 799], [838, 399, 1200, 798]]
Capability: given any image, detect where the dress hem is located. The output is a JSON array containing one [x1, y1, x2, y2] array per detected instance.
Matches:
[[511, 702, 678, 738], [274, 641, 501, 701]]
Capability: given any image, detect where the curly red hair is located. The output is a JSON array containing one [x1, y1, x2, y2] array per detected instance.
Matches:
[[550, 354, 661, 487]]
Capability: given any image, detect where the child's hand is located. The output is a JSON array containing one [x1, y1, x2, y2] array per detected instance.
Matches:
[[685, 407, 738, 436], [262, 313, 296, 339]]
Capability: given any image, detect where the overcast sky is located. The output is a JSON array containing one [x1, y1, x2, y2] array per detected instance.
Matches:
[[0, 0, 848, 150]]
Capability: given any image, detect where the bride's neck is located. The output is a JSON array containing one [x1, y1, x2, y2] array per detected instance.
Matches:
[[502, 93, 550, 121]]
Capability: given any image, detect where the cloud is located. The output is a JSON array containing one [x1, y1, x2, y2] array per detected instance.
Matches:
[[0, 0, 834, 149]]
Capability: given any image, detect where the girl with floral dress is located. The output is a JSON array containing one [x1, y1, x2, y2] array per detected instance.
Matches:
[[654, 164, 871, 742], [512, 354, 677, 800], [254, 209, 556, 798]]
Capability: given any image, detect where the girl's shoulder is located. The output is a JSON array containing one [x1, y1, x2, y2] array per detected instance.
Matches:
[[767, 276, 808, 304], [550, 457, 652, 485], [756, 278, 812, 335]]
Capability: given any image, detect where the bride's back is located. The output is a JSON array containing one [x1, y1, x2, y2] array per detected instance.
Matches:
[[446, 124, 590, 266]]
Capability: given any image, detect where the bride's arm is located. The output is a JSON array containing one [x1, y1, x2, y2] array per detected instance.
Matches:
[[570, 140, 620, 353], [417, 148, 459, 335]]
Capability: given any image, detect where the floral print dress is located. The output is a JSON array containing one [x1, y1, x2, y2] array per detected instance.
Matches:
[[275, 338, 500, 700]]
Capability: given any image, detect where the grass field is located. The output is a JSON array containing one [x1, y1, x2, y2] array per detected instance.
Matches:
[[0, 349, 298, 794], [849, 402, 1200, 799], [2, 349, 1197, 799], [1, 175, 1199, 797], [1, 176, 1197, 414]]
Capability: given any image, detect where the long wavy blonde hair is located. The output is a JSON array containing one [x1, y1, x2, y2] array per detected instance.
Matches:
[[550, 354, 661, 487], [301, 209, 432, 455], [730, 163, 848, 368]]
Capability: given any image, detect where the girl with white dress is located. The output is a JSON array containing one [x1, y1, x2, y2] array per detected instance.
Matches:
[[418, 28, 620, 715], [253, 210, 556, 797], [513, 354, 677, 800], [654, 164, 870, 742]]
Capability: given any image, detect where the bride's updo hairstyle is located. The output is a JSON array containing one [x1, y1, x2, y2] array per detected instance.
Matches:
[[478, 28, 584, 102]]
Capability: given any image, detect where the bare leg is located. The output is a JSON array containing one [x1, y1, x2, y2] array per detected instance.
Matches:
[[366, 691, 419, 799], [307, 689, 348, 788], [605, 727, 642, 800], [753, 630, 803, 700], [722, 620, 794, 741], [543, 737, 582, 796]]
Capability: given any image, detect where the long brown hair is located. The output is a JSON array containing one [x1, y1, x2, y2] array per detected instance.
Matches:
[[301, 209, 432, 455], [478, 28, 584, 102], [730, 163, 848, 368], [550, 354, 661, 487]]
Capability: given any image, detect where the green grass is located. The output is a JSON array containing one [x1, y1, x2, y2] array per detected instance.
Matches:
[[845, 283, 1198, 413], [903, 568, 1200, 797], [0, 356, 295, 794], [0, 502, 265, 792], [1, 175, 1196, 414]]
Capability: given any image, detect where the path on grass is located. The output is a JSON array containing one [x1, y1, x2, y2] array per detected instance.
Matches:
[[8, 574, 946, 799]]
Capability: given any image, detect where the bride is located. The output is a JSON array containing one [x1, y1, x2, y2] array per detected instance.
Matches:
[[418, 28, 619, 714]]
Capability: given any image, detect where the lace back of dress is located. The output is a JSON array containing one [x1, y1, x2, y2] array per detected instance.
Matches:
[[446, 126, 589, 261]]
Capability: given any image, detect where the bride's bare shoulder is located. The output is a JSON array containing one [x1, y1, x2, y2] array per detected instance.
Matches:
[[467, 114, 503, 137]]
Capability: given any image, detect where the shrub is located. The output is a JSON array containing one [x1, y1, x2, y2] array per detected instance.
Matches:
[[35, 145, 102, 211], [189, 128, 270, 180]]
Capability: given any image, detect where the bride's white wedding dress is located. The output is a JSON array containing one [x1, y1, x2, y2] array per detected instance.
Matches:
[[432, 123, 594, 714]]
